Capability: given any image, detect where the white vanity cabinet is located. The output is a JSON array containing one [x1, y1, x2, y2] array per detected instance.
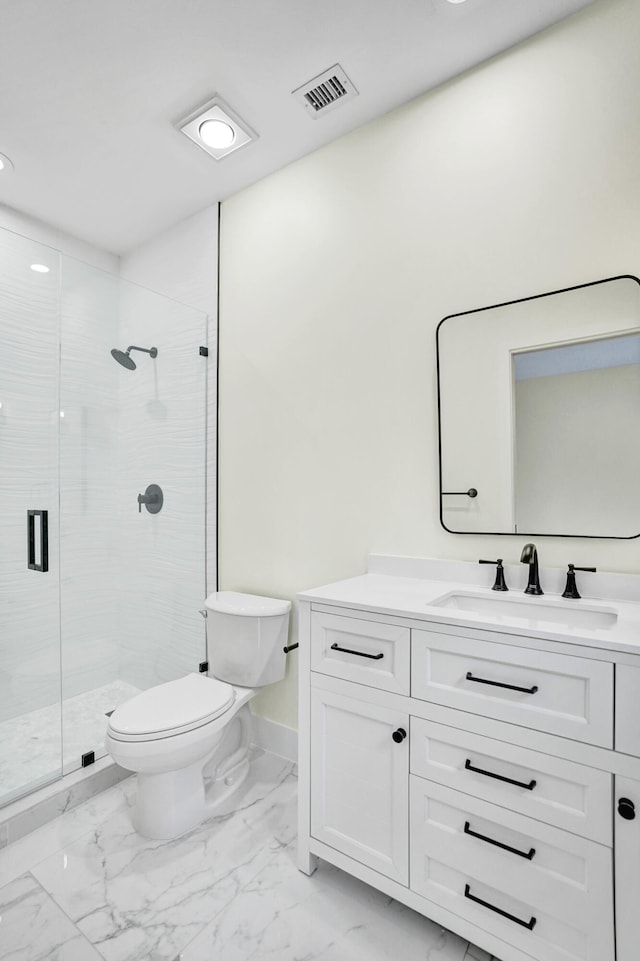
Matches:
[[298, 589, 640, 961], [310, 686, 409, 884]]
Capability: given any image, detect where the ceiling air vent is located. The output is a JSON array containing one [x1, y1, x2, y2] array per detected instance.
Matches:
[[293, 64, 358, 118]]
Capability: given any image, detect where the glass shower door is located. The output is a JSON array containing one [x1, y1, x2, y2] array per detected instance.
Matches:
[[58, 257, 208, 774], [0, 232, 62, 807]]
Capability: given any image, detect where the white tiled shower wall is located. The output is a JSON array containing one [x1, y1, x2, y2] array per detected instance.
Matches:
[[0, 230, 62, 724], [0, 203, 217, 739]]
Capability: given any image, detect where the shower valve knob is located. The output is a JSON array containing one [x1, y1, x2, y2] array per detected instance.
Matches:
[[138, 483, 163, 515]]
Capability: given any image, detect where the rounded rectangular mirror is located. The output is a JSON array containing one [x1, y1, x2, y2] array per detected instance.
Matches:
[[437, 274, 640, 538]]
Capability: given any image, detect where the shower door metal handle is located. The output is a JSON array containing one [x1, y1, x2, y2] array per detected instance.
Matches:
[[27, 509, 49, 572]]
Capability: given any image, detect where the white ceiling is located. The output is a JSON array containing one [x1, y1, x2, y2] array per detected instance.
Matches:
[[0, 0, 595, 255]]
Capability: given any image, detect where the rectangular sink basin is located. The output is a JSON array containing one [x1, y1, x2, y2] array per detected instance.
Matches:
[[430, 591, 617, 630]]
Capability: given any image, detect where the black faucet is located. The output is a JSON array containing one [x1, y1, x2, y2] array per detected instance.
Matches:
[[479, 558, 509, 591], [520, 543, 543, 595], [562, 563, 597, 599]]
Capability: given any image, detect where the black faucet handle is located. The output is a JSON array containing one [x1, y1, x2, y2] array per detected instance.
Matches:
[[479, 558, 509, 592], [562, 564, 597, 600]]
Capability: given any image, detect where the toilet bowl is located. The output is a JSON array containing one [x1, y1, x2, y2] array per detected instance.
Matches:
[[105, 591, 291, 839]]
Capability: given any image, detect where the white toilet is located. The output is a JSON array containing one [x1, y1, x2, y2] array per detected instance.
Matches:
[[105, 591, 291, 839]]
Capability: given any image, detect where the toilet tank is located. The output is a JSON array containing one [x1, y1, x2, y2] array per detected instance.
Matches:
[[204, 591, 291, 687]]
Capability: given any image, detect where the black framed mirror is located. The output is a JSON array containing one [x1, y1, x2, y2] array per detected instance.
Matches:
[[437, 274, 640, 538]]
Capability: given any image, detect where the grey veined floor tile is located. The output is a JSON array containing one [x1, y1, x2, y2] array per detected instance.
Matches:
[[31, 751, 296, 961], [0, 748, 489, 961], [176, 843, 468, 961], [0, 872, 103, 961]]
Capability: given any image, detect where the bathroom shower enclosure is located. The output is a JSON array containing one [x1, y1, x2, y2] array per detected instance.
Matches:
[[0, 227, 208, 807]]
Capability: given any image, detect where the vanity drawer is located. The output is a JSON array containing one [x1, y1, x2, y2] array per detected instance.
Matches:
[[615, 664, 640, 756], [311, 611, 410, 694], [410, 718, 611, 844], [411, 630, 613, 747], [410, 778, 614, 961]]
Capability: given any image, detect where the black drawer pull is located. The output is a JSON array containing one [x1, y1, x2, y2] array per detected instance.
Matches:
[[464, 821, 536, 860], [466, 671, 538, 695], [465, 759, 536, 791], [330, 643, 384, 660], [464, 884, 536, 930]]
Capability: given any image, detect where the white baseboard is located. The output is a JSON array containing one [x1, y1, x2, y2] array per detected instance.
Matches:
[[250, 711, 298, 763]]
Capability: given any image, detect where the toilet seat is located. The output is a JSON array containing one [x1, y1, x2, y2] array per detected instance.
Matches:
[[108, 673, 234, 742]]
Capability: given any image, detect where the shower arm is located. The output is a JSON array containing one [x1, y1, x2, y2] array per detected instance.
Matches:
[[127, 345, 157, 357]]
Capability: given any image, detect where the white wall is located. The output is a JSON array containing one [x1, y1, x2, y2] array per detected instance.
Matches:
[[218, 0, 640, 730]]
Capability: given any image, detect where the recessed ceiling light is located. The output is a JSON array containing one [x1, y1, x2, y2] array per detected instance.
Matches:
[[446, 0, 469, 4], [178, 96, 256, 161], [199, 119, 236, 149], [0, 152, 14, 173], [30, 263, 50, 273]]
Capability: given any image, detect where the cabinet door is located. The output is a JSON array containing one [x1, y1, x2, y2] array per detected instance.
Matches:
[[310, 686, 409, 884], [615, 776, 640, 961]]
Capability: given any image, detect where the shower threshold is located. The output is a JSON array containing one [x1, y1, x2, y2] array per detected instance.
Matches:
[[0, 680, 138, 847], [0, 753, 130, 850]]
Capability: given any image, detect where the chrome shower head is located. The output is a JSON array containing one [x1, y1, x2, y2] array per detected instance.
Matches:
[[111, 345, 158, 370]]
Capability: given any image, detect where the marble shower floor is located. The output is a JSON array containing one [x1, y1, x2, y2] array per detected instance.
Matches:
[[0, 750, 501, 961], [0, 680, 140, 805]]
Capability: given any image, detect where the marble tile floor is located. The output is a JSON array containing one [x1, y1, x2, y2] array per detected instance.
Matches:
[[0, 680, 140, 806], [0, 750, 501, 961]]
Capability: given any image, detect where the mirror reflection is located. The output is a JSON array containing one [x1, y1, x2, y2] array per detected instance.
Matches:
[[437, 275, 640, 538]]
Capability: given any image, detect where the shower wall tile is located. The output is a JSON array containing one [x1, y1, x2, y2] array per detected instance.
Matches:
[[112, 286, 207, 690], [0, 231, 62, 725], [0, 205, 119, 273], [1, 228, 209, 794], [118, 204, 218, 597], [58, 259, 207, 712]]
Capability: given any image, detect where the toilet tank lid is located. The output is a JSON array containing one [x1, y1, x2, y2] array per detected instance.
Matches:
[[204, 591, 291, 617]]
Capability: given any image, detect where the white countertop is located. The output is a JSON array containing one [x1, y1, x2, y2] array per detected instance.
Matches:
[[298, 556, 640, 657]]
